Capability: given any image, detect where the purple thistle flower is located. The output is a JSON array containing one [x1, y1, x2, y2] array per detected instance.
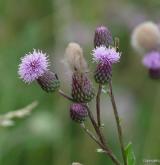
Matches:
[[142, 51, 160, 69], [142, 51, 160, 79], [92, 46, 120, 64], [92, 46, 120, 84], [18, 49, 49, 83]]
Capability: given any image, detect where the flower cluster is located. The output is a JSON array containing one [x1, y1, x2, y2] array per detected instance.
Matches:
[[18, 25, 120, 123], [18, 26, 127, 165], [64, 42, 94, 122], [68, 26, 120, 122], [131, 21, 160, 79]]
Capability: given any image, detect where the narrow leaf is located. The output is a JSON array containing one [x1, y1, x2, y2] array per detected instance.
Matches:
[[125, 142, 136, 165]]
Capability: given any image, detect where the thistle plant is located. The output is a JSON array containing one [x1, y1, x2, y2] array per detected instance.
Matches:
[[18, 26, 136, 165]]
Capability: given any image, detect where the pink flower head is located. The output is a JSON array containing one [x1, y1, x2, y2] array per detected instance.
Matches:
[[92, 46, 120, 64], [18, 49, 49, 83], [142, 51, 160, 69]]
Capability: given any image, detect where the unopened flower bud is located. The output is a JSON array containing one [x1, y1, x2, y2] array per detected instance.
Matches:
[[94, 26, 113, 48], [37, 70, 60, 92], [71, 73, 95, 103], [131, 21, 160, 53], [70, 103, 88, 123], [64, 42, 88, 73]]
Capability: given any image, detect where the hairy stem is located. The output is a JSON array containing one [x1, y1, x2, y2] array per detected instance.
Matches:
[[109, 81, 127, 165], [96, 84, 102, 127]]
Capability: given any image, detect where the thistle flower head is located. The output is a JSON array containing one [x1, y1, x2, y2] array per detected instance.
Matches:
[[92, 46, 120, 64], [71, 73, 95, 103], [142, 51, 160, 79], [18, 49, 49, 83], [131, 21, 160, 53], [142, 51, 160, 69], [64, 42, 88, 73], [94, 25, 113, 48]]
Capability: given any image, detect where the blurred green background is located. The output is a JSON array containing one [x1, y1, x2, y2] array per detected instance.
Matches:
[[0, 0, 160, 164]]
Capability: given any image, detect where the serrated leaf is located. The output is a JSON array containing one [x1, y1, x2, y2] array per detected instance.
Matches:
[[125, 142, 136, 165]]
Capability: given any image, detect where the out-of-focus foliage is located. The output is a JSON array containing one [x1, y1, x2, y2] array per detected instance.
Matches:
[[0, 0, 160, 165], [0, 101, 38, 127]]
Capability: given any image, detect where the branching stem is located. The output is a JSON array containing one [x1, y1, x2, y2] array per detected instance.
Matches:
[[59, 89, 121, 165], [85, 105, 121, 165]]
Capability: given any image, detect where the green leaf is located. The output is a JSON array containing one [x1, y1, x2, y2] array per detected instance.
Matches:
[[125, 142, 136, 165]]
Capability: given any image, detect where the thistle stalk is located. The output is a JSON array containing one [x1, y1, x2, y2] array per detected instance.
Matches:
[[80, 123, 121, 165], [96, 84, 102, 127], [58, 89, 73, 101], [109, 81, 127, 165]]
